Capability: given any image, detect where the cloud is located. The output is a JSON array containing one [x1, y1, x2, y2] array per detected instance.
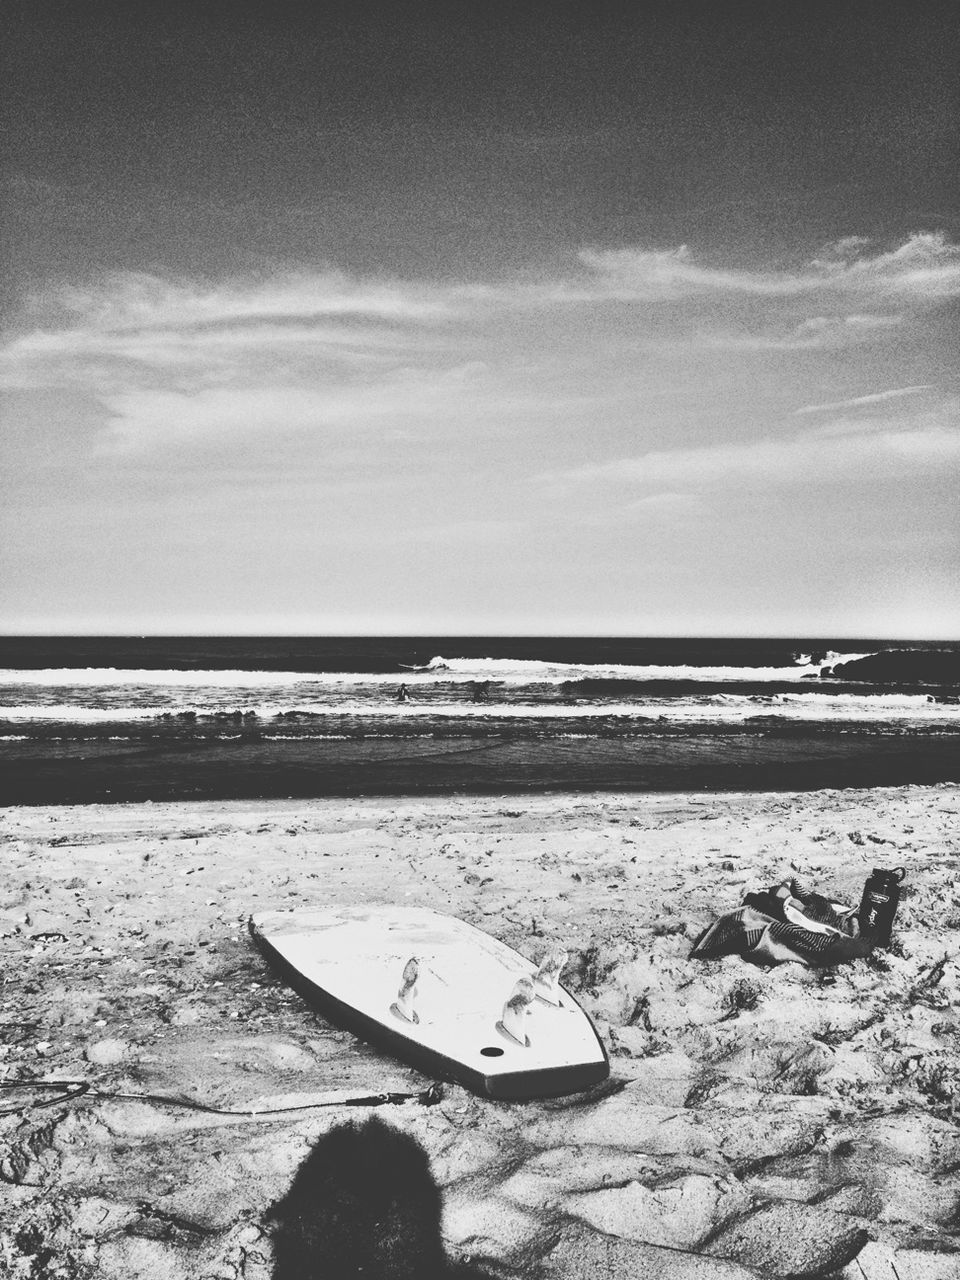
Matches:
[[573, 490, 705, 529], [4, 231, 957, 394], [0, 270, 463, 399], [0, 321, 424, 394], [825, 233, 960, 298], [624, 492, 702, 514], [578, 244, 812, 298], [1, 269, 453, 377], [547, 400, 960, 492], [795, 385, 933, 415], [2, 233, 957, 459], [578, 232, 960, 302], [687, 312, 905, 352], [95, 362, 496, 454], [49, 270, 449, 329]]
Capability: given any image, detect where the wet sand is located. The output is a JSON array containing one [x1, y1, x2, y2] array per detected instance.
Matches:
[[1, 786, 958, 1278], [3, 721, 958, 804]]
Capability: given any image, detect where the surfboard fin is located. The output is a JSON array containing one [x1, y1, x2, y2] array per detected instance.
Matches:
[[499, 975, 534, 1046], [534, 949, 568, 1005], [391, 956, 420, 1024]]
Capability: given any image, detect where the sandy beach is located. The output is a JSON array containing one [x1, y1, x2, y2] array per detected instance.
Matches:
[[1, 785, 958, 1279]]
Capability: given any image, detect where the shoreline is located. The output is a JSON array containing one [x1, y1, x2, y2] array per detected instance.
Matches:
[[2, 785, 959, 1278]]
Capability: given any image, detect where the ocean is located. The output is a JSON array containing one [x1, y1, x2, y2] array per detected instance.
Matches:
[[1, 636, 958, 804]]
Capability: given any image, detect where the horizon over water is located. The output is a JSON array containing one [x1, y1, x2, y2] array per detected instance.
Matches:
[[2, 629, 956, 641], [1, 634, 958, 804]]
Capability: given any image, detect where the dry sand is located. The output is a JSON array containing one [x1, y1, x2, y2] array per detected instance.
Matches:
[[1, 785, 958, 1279]]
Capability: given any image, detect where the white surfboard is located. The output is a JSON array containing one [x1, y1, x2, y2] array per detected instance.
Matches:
[[249, 905, 609, 1100]]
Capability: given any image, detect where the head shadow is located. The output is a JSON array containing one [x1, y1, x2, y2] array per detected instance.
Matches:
[[268, 1115, 492, 1280]]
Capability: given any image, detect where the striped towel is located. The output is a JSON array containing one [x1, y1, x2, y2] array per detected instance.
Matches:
[[690, 890, 872, 968], [742, 884, 860, 937]]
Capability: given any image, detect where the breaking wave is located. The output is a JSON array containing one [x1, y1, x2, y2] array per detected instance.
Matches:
[[395, 653, 876, 683], [1, 691, 955, 727]]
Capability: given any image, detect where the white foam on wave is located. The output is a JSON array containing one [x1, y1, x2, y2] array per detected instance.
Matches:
[[0, 668, 325, 687], [368, 652, 878, 683], [0, 705, 165, 721], [2, 694, 956, 726], [774, 692, 941, 708], [0, 651, 878, 688], [353, 695, 953, 724]]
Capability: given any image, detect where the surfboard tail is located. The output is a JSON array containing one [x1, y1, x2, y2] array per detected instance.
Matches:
[[392, 956, 420, 1024], [534, 949, 568, 1005], [500, 975, 535, 1046]]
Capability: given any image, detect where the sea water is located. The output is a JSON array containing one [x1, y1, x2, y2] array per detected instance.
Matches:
[[0, 636, 957, 803]]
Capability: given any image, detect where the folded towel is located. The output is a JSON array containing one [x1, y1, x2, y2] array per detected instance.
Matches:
[[690, 881, 871, 968], [742, 883, 860, 937]]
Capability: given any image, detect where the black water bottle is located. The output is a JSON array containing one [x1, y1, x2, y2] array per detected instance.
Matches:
[[858, 867, 906, 947]]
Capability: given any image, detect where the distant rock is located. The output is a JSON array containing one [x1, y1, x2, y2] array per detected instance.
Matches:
[[828, 650, 960, 685]]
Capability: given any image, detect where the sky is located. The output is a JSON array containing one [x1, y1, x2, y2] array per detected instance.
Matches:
[[1, 0, 958, 638]]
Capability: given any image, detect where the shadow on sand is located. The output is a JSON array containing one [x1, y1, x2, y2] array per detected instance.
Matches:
[[269, 1116, 495, 1279]]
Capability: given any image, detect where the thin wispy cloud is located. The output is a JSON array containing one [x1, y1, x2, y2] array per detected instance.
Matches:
[[795, 385, 934, 415], [688, 313, 905, 353], [546, 399, 960, 492], [1, 272, 460, 396], [577, 232, 960, 302], [577, 491, 704, 529], [95, 363, 500, 454], [50, 270, 449, 328]]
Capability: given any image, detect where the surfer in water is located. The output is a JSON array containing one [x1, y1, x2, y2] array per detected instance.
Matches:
[[397, 684, 409, 702]]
